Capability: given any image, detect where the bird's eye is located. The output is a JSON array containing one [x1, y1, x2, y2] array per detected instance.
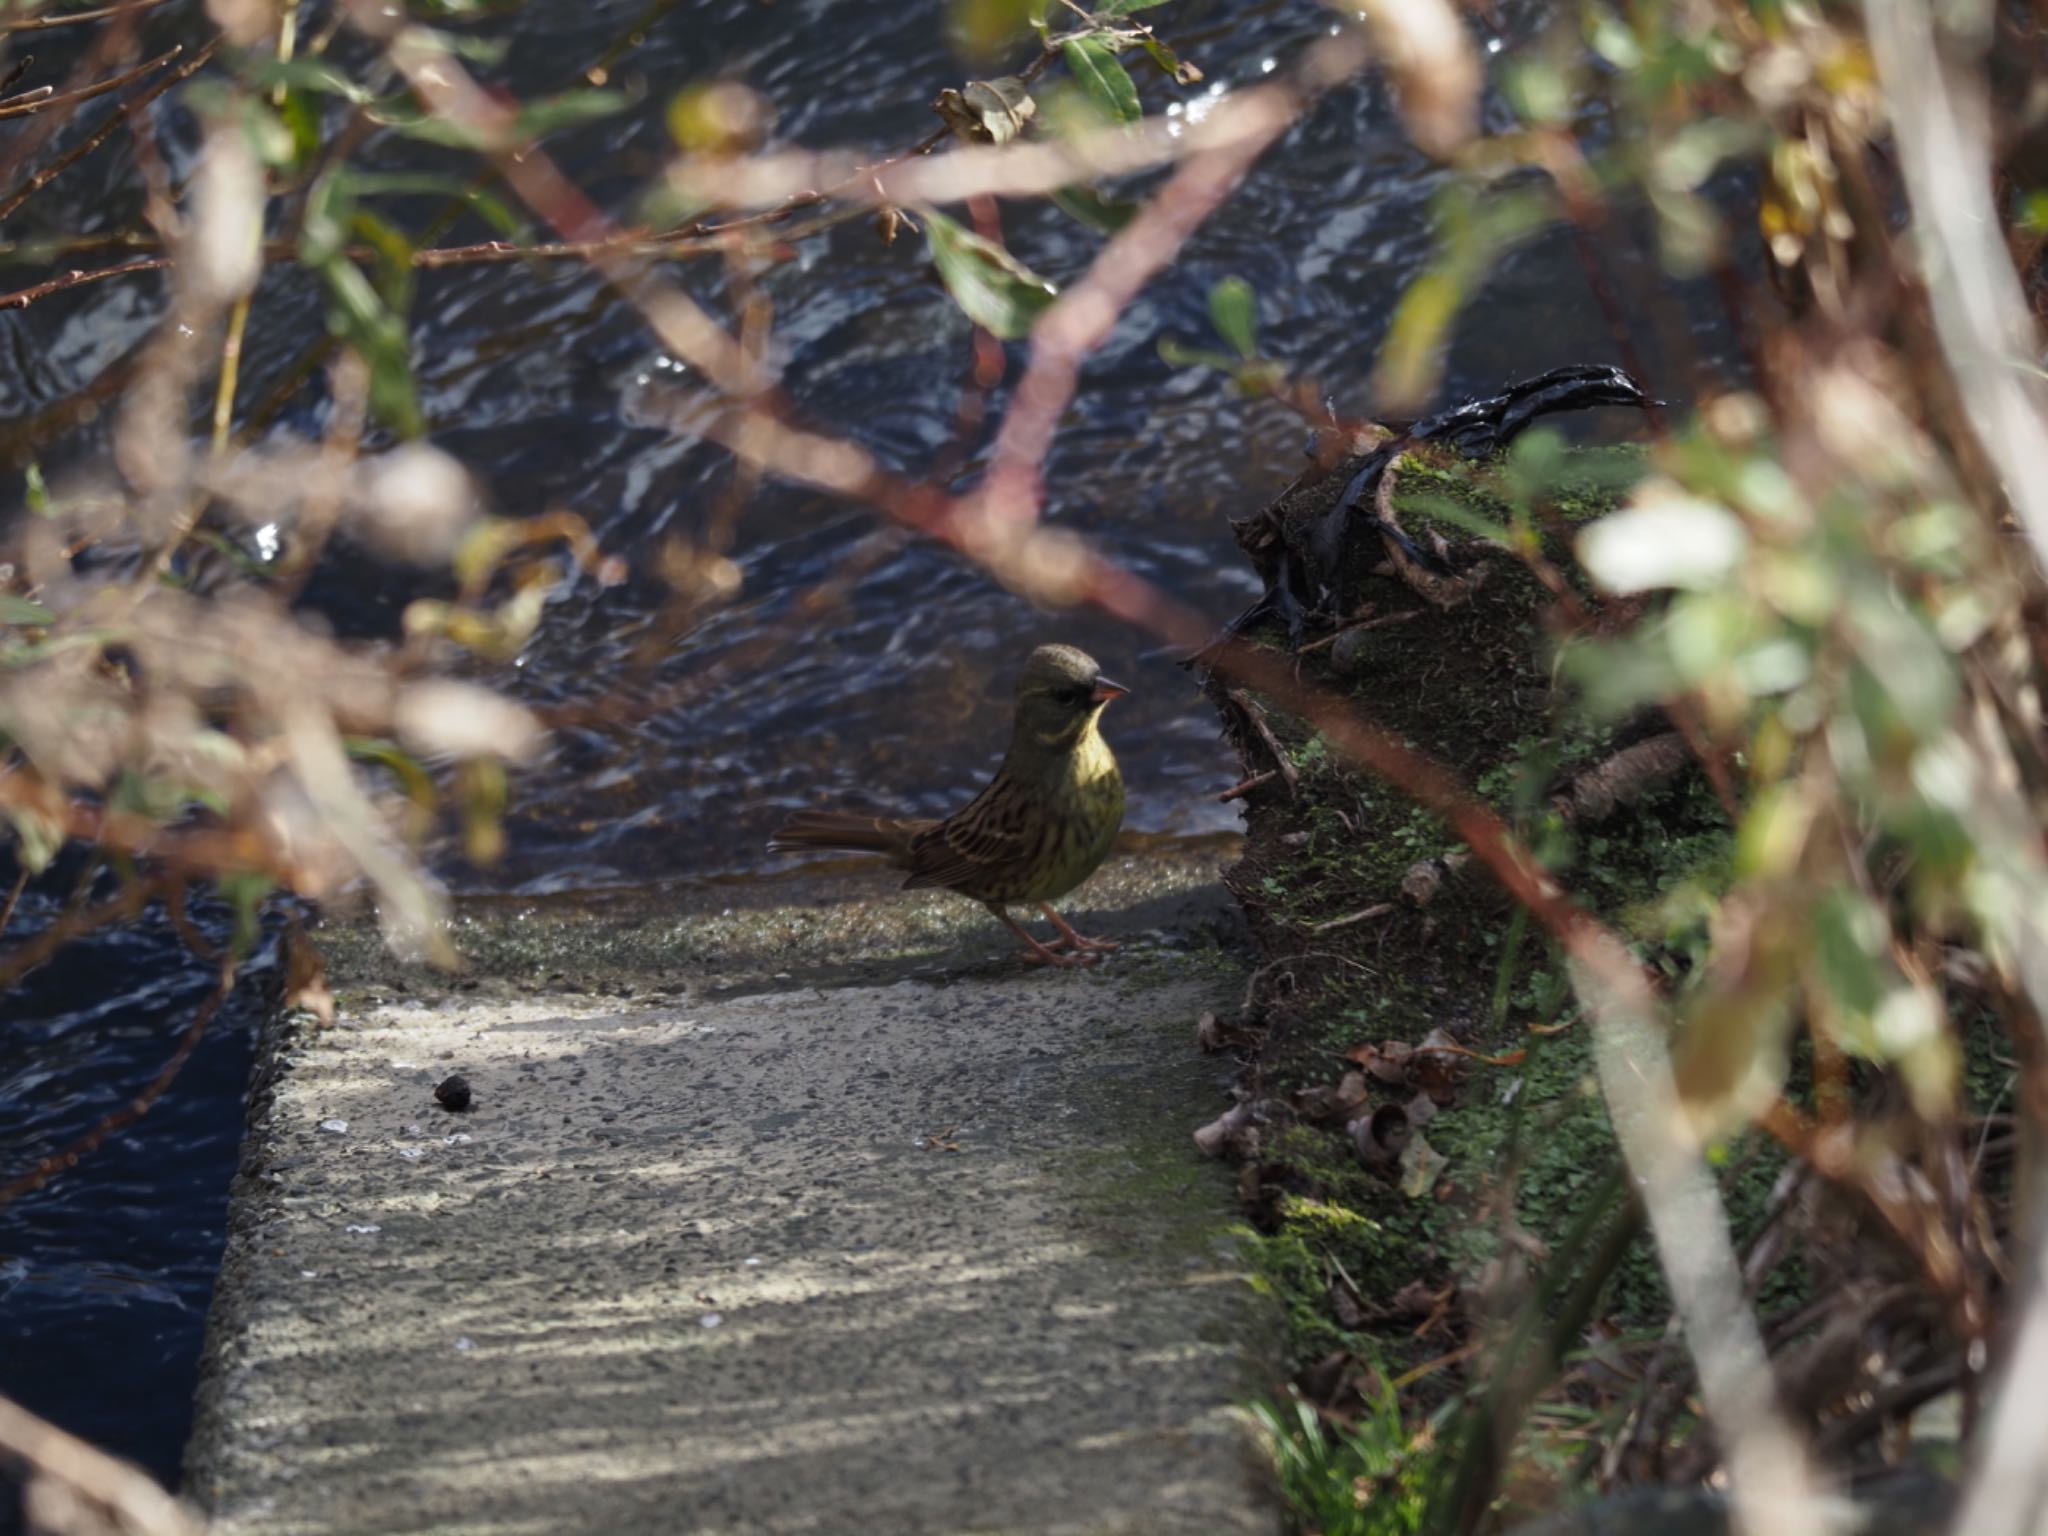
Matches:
[[1066, 683, 1094, 706]]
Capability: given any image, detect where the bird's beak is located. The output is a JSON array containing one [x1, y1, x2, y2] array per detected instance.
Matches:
[[1090, 677, 1128, 705]]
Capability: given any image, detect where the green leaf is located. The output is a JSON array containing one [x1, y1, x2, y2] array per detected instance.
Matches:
[[1049, 182, 1136, 234], [347, 735, 439, 836], [345, 172, 530, 244], [947, 0, 1041, 61], [0, 593, 53, 625], [412, 24, 512, 64], [376, 88, 624, 148], [509, 88, 629, 139], [276, 86, 323, 172], [1136, 34, 1201, 85], [923, 208, 1057, 339], [1375, 267, 1461, 411], [1207, 275, 1257, 357], [1157, 337, 1234, 371], [5, 804, 62, 875], [301, 168, 355, 267], [23, 462, 49, 517], [218, 871, 273, 959], [1096, 0, 1169, 14], [1812, 884, 1885, 1027], [246, 56, 374, 105], [352, 207, 417, 310], [1061, 35, 1140, 126], [318, 258, 422, 437], [189, 529, 279, 579], [302, 170, 423, 436]]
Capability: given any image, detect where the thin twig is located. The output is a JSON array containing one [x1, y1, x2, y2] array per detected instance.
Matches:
[[0, 254, 172, 310], [0, 42, 180, 120], [0, 867, 27, 941], [0, 0, 178, 32], [1306, 903, 1392, 934], [211, 291, 251, 453], [1296, 608, 1422, 653], [0, 37, 220, 225], [1217, 769, 1278, 803], [0, 878, 156, 993], [1226, 688, 1300, 798]]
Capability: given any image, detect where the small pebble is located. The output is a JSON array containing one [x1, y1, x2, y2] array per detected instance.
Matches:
[[434, 1075, 473, 1112], [699, 1313, 724, 1329], [453, 1336, 476, 1353], [319, 1119, 348, 1135]]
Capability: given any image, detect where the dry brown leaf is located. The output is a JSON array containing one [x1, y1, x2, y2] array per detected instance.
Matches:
[[282, 918, 334, 1030], [1409, 1026, 1468, 1104]]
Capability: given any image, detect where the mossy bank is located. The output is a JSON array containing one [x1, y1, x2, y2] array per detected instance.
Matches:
[[1205, 442, 1761, 1527]]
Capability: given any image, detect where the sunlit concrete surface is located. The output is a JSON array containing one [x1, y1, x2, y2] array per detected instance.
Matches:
[[185, 863, 1279, 1536]]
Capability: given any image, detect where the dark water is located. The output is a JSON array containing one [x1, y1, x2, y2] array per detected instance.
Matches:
[[0, 0, 1718, 1498], [0, 875, 274, 1500]]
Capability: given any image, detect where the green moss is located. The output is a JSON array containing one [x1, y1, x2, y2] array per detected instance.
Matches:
[[1241, 1225, 1368, 1362], [1223, 448, 1760, 1368]]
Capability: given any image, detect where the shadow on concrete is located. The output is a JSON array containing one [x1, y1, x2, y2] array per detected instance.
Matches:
[[187, 877, 1279, 1536]]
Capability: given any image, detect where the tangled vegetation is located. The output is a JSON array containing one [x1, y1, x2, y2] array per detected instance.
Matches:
[[1, 0, 2047, 1533]]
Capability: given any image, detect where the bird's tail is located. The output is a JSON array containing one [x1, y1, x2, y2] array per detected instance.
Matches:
[[767, 810, 928, 864]]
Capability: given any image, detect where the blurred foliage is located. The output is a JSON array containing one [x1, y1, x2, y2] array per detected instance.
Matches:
[[0, 0, 1217, 982], [1220, 0, 2048, 1529], [1249, 1391, 1433, 1536], [2, 0, 2047, 1527]]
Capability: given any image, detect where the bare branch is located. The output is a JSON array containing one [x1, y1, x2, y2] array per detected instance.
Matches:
[[0, 0, 178, 33], [1864, 0, 2048, 571], [0, 1393, 202, 1536], [0, 36, 219, 223], [0, 42, 182, 120]]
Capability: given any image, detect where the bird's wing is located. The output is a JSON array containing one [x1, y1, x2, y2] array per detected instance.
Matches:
[[901, 774, 1035, 893]]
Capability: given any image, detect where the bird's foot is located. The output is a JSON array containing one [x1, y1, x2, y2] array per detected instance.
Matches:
[[1039, 932, 1120, 955], [994, 904, 1113, 967], [1036, 902, 1120, 954], [1020, 945, 1099, 968]]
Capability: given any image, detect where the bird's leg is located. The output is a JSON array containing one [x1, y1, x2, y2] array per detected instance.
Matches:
[[988, 905, 1093, 968], [1038, 902, 1120, 954]]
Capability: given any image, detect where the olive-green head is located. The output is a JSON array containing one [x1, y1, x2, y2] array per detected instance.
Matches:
[[1010, 644, 1127, 751]]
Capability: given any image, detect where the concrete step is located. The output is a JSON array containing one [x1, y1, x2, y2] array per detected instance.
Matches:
[[185, 860, 1280, 1535]]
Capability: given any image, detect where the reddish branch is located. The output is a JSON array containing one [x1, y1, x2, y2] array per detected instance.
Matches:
[[341, 5, 1644, 1013], [0, 41, 182, 120], [0, 37, 219, 222], [0, 0, 177, 32], [0, 254, 173, 310], [977, 120, 1294, 528]]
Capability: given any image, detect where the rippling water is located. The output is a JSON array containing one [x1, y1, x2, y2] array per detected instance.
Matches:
[[0, 0, 1715, 1496], [0, 875, 272, 1502]]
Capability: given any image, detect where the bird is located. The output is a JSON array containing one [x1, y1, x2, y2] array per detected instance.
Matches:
[[767, 643, 1128, 967]]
